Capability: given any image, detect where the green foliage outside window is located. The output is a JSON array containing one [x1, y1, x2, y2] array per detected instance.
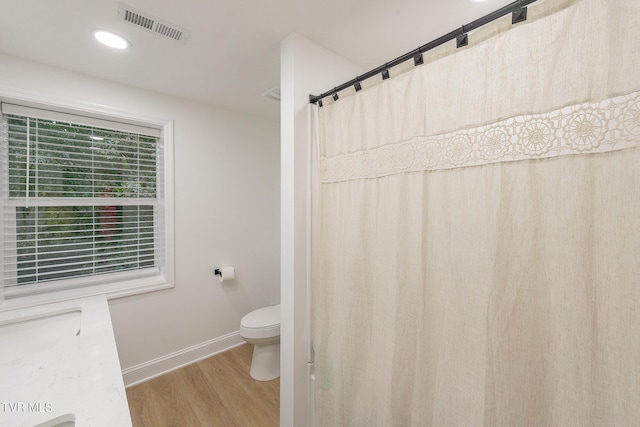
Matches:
[[7, 116, 158, 285]]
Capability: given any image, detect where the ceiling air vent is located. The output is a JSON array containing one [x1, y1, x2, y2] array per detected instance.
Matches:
[[117, 2, 191, 43], [262, 86, 281, 102]]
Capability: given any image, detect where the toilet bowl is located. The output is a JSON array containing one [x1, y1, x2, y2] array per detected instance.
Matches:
[[239, 304, 280, 381]]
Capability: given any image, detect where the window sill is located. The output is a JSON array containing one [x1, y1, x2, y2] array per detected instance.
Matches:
[[0, 274, 173, 312]]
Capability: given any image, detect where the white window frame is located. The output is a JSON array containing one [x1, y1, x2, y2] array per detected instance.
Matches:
[[0, 90, 174, 309]]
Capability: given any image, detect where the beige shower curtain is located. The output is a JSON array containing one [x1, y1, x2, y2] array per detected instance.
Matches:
[[312, 0, 640, 425]]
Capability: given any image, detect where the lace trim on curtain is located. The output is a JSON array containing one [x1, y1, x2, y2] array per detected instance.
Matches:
[[319, 90, 640, 183]]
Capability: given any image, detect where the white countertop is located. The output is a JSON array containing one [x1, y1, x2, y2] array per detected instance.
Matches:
[[0, 295, 132, 427]]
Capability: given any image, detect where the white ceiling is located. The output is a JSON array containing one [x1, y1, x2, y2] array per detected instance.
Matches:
[[0, 0, 514, 122]]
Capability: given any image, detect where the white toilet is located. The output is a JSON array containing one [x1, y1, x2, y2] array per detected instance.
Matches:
[[239, 304, 280, 381]]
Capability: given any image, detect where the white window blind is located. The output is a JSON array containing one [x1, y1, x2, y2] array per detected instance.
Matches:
[[0, 102, 165, 295]]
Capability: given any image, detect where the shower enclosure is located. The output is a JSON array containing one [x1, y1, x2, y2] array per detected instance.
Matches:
[[309, 0, 640, 425]]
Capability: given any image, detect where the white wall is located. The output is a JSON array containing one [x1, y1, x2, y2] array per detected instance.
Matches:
[[280, 33, 363, 427], [0, 54, 281, 380]]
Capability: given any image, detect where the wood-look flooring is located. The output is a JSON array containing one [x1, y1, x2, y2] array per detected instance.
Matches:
[[126, 344, 279, 427]]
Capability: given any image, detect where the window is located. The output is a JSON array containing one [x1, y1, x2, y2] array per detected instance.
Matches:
[[0, 101, 172, 301]]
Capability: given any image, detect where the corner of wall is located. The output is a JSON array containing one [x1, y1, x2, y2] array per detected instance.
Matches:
[[279, 32, 363, 427]]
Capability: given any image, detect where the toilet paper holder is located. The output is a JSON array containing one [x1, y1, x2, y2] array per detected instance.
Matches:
[[214, 266, 236, 283]]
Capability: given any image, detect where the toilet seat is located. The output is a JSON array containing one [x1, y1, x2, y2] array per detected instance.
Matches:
[[240, 305, 280, 340]]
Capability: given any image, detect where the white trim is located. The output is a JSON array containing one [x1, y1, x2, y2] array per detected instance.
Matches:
[[122, 331, 246, 387], [3, 267, 161, 299], [0, 86, 176, 309], [1, 102, 161, 137], [0, 85, 169, 131], [0, 274, 172, 311]]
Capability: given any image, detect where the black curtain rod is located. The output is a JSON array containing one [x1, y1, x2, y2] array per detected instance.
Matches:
[[309, 0, 538, 105]]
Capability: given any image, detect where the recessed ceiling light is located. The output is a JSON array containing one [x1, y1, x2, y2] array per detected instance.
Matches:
[[93, 30, 130, 49]]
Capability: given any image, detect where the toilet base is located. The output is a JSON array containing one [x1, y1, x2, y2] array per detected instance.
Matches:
[[249, 342, 280, 381]]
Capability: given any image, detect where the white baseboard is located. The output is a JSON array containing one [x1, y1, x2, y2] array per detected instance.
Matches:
[[122, 330, 245, 387]]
